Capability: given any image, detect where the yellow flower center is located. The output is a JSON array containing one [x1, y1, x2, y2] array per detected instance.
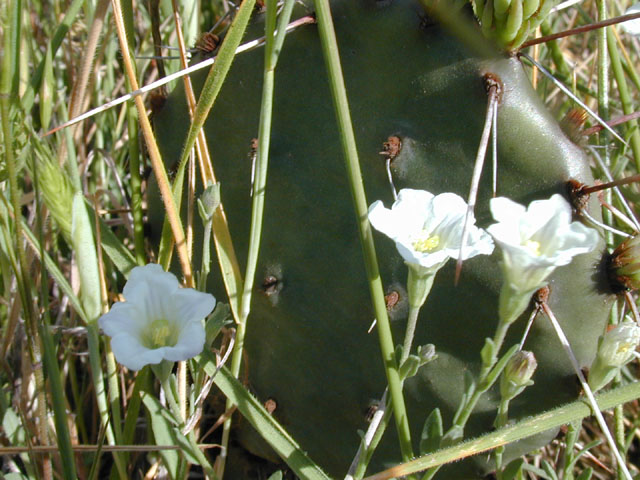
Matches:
[[413, 233, 440, 253], [524, 239, 541, 256], [143, 318, 179, 349], [617, 342, 632, 355]]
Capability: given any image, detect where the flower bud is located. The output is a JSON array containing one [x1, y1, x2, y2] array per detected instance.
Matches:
[[608, 235, 640, 292], [589, 322, 640, 392], [198, 183, 221, 223], [500, 350, 537, 401]]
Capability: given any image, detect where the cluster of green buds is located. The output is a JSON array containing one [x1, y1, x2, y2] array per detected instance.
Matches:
[[471, 0, 555, 51], [608, 234, 640, 292]]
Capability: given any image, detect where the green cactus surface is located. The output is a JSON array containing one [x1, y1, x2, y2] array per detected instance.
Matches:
[[152, 1, 613, 477]]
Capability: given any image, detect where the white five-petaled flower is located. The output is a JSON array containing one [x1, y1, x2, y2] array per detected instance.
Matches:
[[99, 264, 216, 371], [487, 194, 599, 296], [367, 189, 495, 274]]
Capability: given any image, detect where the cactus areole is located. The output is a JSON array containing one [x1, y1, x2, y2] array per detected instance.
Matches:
[[153, 1, 612, 477]]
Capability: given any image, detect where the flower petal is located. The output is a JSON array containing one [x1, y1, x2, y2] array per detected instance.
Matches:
[[123, 264, 180, 321], [99, 301, 147, 336], [110, 334, 165, 371], [171, 288, 216, 324], [163, 321, 207, 362]]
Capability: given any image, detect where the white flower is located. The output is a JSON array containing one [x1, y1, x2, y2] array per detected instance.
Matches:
[[597, 322, 640, 367], [589, 322, 640, 392], [99, 264, 215, 371], [487, 194, 599, 296], [367, 189, 494, 274], [621, 3, 640, 36]]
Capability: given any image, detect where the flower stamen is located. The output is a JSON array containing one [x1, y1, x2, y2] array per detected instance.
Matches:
[[144, 318, 178, 349], [413, 233, 440, 253], [524, 239, 541, 256]]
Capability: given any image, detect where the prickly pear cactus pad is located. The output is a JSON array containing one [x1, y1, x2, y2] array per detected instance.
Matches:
[[152, 0, 613, 477]]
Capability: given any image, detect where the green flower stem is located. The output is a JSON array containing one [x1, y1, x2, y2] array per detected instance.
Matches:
[[402, 268, 435, 363], [498, 283, 534, 330], [217, 2, 292, 476], [314, 0, 414, 461], [402, 307, 422, 364], [493, 399, 511, 479], [453, 344, 519, 429]]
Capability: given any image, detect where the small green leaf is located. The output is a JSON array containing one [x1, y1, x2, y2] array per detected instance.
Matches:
[[480, 337, 496, 368], [419, 408, 443, 455], [267, 472, 284, 480], [399, 354, 421, 380]]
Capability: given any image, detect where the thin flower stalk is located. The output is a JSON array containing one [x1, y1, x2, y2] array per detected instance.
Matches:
[[314, 0, 414, 461]]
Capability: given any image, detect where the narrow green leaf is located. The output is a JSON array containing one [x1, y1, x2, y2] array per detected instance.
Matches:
[[39, 44, 54, 131], [71, 193, 101, 322], [198, 351, 330, 480]]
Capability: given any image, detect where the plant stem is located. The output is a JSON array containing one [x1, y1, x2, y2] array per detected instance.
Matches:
[[314, 0, 414, 462]]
